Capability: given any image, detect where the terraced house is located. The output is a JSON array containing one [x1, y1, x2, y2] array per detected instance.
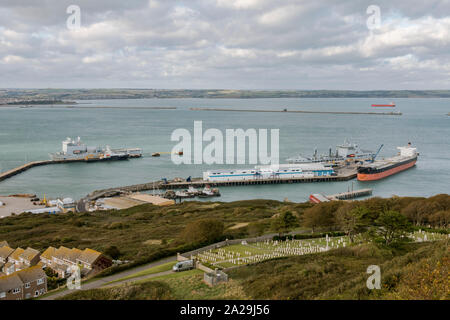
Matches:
[[0, 266, 47, 300], [40, 246, 112, 278]]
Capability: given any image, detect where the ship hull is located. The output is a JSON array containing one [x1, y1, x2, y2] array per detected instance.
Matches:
[[357, 158, 416, 181]]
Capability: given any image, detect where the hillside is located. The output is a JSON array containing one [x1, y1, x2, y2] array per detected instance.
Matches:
[[59, 240, 448, 300]]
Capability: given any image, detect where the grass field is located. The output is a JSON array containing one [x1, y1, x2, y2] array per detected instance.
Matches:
[[107, 261, 177, 284]]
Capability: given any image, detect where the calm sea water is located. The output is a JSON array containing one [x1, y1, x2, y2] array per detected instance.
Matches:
[[0, 98, 449, 202]]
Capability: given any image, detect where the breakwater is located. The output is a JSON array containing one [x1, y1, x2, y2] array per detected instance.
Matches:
[[190, 107, 402, 116]]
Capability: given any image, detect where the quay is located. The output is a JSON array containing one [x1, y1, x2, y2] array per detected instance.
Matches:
[[82, 165, 359, 203], [190, 107, 402, 116]]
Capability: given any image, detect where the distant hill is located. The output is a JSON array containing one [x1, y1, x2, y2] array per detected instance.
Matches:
[[1, 89, 450, 102]]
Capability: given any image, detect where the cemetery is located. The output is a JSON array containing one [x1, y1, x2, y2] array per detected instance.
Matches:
[[194, 230, 448, 269]]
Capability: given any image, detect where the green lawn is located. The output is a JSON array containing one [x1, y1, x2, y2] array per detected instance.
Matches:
[[107, 261, 176, 284]]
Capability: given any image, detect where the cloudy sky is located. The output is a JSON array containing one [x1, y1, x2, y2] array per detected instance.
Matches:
[[0, 0, 449, 89]]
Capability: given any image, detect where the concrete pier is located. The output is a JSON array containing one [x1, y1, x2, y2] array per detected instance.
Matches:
[[327, 188, 373, 200]]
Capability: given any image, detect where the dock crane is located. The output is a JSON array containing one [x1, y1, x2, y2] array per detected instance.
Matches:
[[370, 144, 384, 163]]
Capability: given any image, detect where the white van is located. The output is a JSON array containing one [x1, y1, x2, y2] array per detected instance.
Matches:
[[172, 260, 194, 272]]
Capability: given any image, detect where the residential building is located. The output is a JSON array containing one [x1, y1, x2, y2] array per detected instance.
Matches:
[[40, 246, 112, 278], [0, 266, 47, 300], [0, 241, 9, 247], [3, 247, 40, 275], [76, 248, 112, 273]]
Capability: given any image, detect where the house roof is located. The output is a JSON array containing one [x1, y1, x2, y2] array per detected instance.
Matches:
[[54, 246, 82, 263], [9, 248, 25, 261], [53, 246, 71, 261], [20, 248, 40, 262], [77, 248, 102, 265], [16, 266, 46, 284], [0, 273, 23, 292], [0, 246, 14, 260], [40, 247, 56, 261], [0, 241, 9, 248]]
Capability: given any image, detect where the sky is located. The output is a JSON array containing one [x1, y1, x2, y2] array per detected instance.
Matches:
[[0, 0, 449, 89]]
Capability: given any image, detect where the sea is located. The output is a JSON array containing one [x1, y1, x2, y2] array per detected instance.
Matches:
[[0, 98, 449, 202]]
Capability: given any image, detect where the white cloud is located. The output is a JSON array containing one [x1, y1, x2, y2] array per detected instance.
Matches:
[[0, 0, 449, 89]]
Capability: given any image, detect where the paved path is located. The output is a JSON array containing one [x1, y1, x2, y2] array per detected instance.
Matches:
[[41, 255, 176, 300]]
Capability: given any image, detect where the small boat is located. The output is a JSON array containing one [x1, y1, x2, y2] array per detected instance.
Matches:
[[371, 102, 395, 107], [152, 152, 161, 157], [175, 190, 190, 198], [199, 186, 220, 198], [186, 186, 200, 196]]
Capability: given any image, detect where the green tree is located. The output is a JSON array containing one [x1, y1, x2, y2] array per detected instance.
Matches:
[[271, 211, 299, 237], [105, 245, 121, 260], [335, 205, 370, 242], [302, 201, 340, 232], [372, 210, 412, 245]]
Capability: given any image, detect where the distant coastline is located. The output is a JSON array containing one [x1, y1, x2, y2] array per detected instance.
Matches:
[[1, 89, 450, 103]]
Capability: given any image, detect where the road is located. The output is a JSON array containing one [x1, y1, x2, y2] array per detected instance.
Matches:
[[41, 255, 176, 300]]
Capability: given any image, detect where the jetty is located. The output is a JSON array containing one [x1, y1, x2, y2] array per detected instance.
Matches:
[[310, 188, 372, 203], [81, 165, 359, 204], [327, 188, 372, 200], [190, 107, 402, 116], [0, 160, 83, 182]]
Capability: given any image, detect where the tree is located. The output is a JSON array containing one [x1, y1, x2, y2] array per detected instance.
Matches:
[[372, 210, 412, 245], [335, 205, 370, 242], [271, 211, 299, 237], [302, 202, 340, 232], [104, 245, 121, 260], [181, 218, 224, 245]]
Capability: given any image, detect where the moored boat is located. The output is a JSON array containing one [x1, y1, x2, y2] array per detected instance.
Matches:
[[357, 143, 418, 181]]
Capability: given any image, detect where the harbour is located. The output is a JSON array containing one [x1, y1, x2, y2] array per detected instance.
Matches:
[[0, 97, 448, 202]]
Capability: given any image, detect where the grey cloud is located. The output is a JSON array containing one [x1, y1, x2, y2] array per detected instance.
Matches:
[[0, 0, 449, 89]]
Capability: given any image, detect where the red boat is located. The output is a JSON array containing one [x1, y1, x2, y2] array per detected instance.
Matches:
[[371, 102, 395, 107]]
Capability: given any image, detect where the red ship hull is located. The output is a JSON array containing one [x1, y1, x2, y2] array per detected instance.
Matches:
[[357, 159, 416, 181], [371, 104, 395, 107]]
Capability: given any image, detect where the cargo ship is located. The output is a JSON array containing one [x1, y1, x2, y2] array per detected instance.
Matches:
[[357, 143, 417, 181], [371, 102, 396, 107], [50, 137, 142, 161]]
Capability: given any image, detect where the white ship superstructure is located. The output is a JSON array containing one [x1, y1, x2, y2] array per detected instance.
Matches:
[[287, 140, 375, 164], [203, 163, 334, 182], [50, 137, 142, 161]]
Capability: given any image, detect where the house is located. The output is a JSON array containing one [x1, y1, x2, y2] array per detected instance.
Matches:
[[40, 246, 112, 278], [16, 266, 47, 299], [76, 248, 112, 273], [3, 247, 40, 275], [40, 246, 56, 266], [0, 246, 14, 266], [19, 248, 41, 268], [0, 241, 9, 248], [0, 266, 47, 300]]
